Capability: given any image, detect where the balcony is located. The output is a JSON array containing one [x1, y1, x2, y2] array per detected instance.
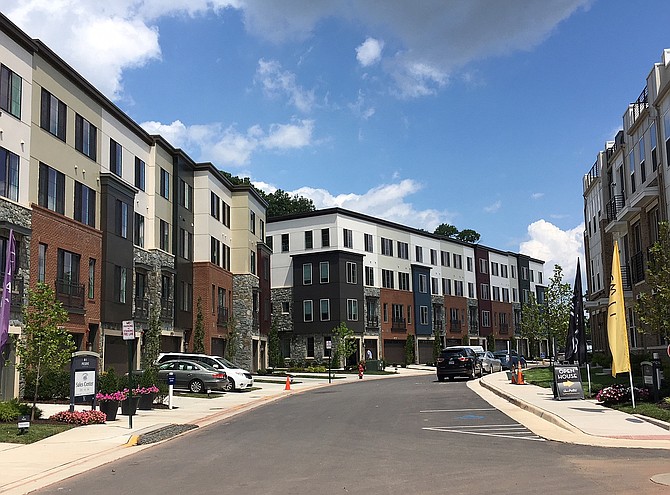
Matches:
[[620, 265, 632, 290], [7, 275, 24, 312], [391, 317, 406, 332], [628, 86, 648, 127], [217, 306, 229, 326], [606, 195, 624, 222], [449, 320, 461, 333], [366, 316, 379, 329], [630, 252, 645, 285], [468, 324, 479, 336], [134, 296, 150, 320], [499, 323, 509, 335], [433, 319, 444, 331], [55, 278, 85, 310], [160, 298, 174, 321]]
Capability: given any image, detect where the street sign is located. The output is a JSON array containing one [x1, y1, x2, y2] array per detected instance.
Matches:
[[122, 320, 135, 340], [326, 339, 332, 350], [553, 364, 585, 400]]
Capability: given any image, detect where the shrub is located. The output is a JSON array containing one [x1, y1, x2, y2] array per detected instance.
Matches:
[[97, 369, 120, 394], [49, 410, 106, 425], [596, 384, 650, 405], [0, 399, 42, 422], [590, 352, 612, 368], [22, 370, 70, 400]]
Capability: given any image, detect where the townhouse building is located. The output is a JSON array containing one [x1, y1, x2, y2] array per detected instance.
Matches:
[[0, 13, 270, 398], [584, 49, 670, 354], [267, 208, 545, 365]]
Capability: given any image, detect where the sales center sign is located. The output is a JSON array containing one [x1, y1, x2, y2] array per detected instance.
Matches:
[[553, 364, 585, 400], [74, 371, 95, 397]]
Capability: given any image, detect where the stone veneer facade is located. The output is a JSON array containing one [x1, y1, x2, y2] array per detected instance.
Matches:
[[232, 273, 259, 370]]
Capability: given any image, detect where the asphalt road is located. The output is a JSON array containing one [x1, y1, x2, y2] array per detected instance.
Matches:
[[37, 374, 670, 494]]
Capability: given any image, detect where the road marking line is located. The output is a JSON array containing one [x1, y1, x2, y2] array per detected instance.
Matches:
[[437, 424, 520, 429], [420, 408, 496, 413], [423, 427, 545, 441]]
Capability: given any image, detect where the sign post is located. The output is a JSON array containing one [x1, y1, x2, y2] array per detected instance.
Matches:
[[122, 320, 135, 428], [167, 372, 175, 409], [326, 339, 332, 384]]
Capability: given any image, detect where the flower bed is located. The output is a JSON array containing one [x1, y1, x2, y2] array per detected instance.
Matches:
[[49, 410, 107, 425]]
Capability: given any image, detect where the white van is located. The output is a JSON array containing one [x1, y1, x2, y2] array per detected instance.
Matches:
[[156, 353, 254, 391]]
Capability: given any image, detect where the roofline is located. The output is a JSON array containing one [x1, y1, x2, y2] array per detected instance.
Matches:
[[193, 162, 269, 209]]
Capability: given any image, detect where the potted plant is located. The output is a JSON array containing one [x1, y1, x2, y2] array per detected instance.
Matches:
[[118, 374, 140, 415], [135, 367, 160, 410], [96, 369, 125, 421]]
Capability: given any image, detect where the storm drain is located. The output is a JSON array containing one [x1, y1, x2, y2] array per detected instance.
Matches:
[[136, 424, 198, 445]]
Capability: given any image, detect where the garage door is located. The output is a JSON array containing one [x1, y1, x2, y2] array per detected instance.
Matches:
[[418, 341, 433, 364], [383, 340, 405, 366]]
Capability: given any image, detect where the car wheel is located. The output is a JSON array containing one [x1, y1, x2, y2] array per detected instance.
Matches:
[[189, 379, 205, 393], [447, 376, 454, 381], [468, 366, 475, 380], [223, 378, 235, 392], [437, 375, 445, 382], [478, 365, 483, 378]]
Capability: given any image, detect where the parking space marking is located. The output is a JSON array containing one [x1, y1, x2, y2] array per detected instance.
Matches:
[[420, 408, 496, 413], [423, 424, 546, 442]]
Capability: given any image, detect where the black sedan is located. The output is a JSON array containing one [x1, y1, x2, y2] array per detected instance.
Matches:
[[436, 347, 483, 381]]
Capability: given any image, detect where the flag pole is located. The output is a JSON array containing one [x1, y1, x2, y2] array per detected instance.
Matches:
[[586, 363, 591, 397], [628, 371, 636, 408]]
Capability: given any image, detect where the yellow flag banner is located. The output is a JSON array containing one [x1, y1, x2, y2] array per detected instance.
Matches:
[[607, 240, 631, 377]]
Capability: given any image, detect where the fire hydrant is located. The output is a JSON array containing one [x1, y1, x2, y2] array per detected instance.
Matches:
[[358, 361, 365, 379]]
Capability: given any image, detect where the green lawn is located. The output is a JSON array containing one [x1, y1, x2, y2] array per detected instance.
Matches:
[[0, 422, 73, 444]]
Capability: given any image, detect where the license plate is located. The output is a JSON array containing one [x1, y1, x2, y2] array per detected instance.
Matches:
[[448, 359, 454, 364]]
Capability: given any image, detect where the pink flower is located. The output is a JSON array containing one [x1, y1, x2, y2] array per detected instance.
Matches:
[[49, 410, 107, 425]]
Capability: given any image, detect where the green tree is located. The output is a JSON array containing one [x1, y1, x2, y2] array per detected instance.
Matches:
[[404, 334, 415, 366], [456, 229, 481, 243], [192, 297, 205, 354], [332, 322, 357, 368], [434, 223, 459, 237], [519, 293, 545, 358], [432, 327, 442, 364], [636, 221, 670, 342], [545, 264, 573, 355], [268, 321, 282, 368], [16, 283, 73, 419], [265, 189, 316, 218]]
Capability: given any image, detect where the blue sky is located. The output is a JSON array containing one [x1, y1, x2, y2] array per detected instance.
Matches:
[[5, 0, 670, 283]]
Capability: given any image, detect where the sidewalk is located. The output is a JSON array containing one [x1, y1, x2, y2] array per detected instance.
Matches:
[[0, 367, 429, 495]]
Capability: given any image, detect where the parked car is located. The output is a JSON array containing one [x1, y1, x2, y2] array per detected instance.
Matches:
[[436, 346, 483, 381], [157, 353, 254, 391], [477, 350, 503, 374], [493, 351, 527, 370], [155, 359, 228, 393]]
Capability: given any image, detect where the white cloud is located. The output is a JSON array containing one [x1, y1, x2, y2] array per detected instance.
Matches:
[[519, 220, 585, 284], [141, 118, 315, 166], [348, 91, 375, 120], [531, 192, 544, 200], [356, 37, 384, 67], [255, 59, 315, 113], [484, 200, 502, 213]]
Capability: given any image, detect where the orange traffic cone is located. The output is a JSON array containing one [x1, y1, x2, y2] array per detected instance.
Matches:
[[285, 375, 291, 390], [516, 362, 525, 385]]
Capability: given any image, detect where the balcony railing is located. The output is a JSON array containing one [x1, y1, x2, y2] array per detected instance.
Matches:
[[217, 306, 229, 326], [450, 320, 461, 333], [391, 317, 406, 331], [55, 278, 85, 309], [433, 319, 444, 331], [468, 323, 479, 336], [134, 296, 150, 320], [606, 195, 625, 222], [620, 265, 632, 290], [5, 275, 24, 311], [160, 298, 174, 320], [630, 86, 649, 124], [366, 316, 379, 328], [630, 252, 645, 285], [499, 323, 509, 335]]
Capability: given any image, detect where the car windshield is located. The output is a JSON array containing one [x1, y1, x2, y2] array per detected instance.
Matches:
[[442, 349, 465, 358], [476, 352, 485, 357], [213, 356, 238, 368]]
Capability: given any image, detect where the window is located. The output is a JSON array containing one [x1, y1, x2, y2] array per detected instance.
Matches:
[[0, 65, 21, 118], [521, 267, 528, 280], [74, 182, 96, 227], [320, 299, 330, 321], [382, 269, 394, 289], [307, 337, 315, 358], [0, 147, 19, 201], [365, 266, 374, 286], [450, 308, 459, 323], [441, 250, 450, 267], [115, 266, 127, 303], [502, 288, 510, 302], [161, 274, 171, 302], [160, 219, 170, 251], [110, 140, 122, 176], [418, 274, 427, 293], [512, 288, 518, 302], [303, 263, 313, 285], [381, 237, 393, 256], [303, 300, 313, 322], [392, 304, 404, 323], [160, 168, 169, 199], [480, 283, 490, 300], [38, 243, 47, 283], [364, 233, 373, 252], [492, 286, 500, 301], [211, 192, 220, 220], [281, 233, 289, 252], [116, 200, 128, 238], [468, 282, 474, 298], [398, 272, 410, 290], [305, 231, 313, 249], [223, 244, 231, 270], [347, 299, 358, 321], [491, 262, 499, 276], [180, 281, 192, 311], [134, 213, 144, 247], [396, 241, 409, 260], [454, 280, 464, 297], [40, 88, 66, 141], [346, 262, 357, 284], [88, 258, 95, 299], [250, 250, 256, 275], [260, 220, 264, 242], [250, 211, 256, 234], [134, 157, 145, 190], [511, 266, 516, 279], [281, 301, 289, 314], [453, 254, 462, 269], [178, 179, 192, 210], [179, 228, 192, 260], [415, 246, 423, 263], [442, 278, 451, 295], [430, 249, 437, 265], [320, 261, 329, 283], [479, 258, 488, 273], [211, 237, 220, 265], [530, 270, 534, 282], [466, 257, 473, 271], [343, 228, 353, 248], [420, 306, 428, 325], [38, 162, 65, 214], [501, 265, 508, 278], [75, 114, 97, 160], [431, 277, 439, 295], [57, 249, 80, 288], [321, 228, 330, 247], [383, 303, 388, 322], [482, 310, 491, 327], [222, 201, 231, 228], [538, 271, 543, 284], [651, 123, 658, 171]]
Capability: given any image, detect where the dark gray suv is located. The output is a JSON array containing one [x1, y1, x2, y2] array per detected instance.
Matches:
[[436, 347, 483, 381]]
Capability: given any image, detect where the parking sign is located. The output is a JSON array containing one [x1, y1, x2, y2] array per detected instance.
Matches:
[[122, 320, 135, 340]]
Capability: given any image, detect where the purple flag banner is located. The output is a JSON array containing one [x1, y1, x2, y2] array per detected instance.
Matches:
[[0, 230, 16, 351]]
